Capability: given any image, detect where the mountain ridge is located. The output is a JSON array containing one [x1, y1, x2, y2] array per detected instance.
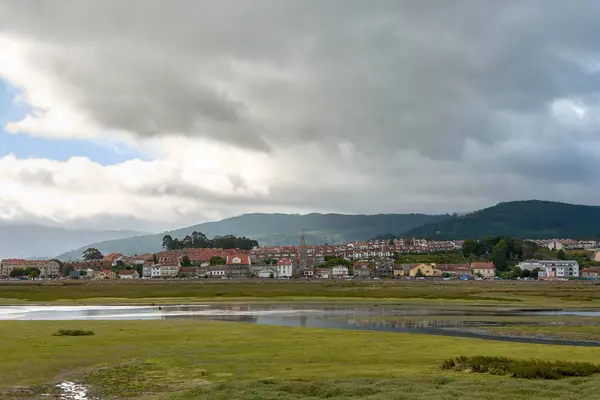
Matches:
[[403, 200, 600, 240], [55, 212, 448, 260]]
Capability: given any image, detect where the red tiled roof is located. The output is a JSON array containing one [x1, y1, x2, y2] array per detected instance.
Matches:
[[470, 262, 495, 270], [103, 253, 123, 262], [438, 264, 470, 272], [276, 259, 293, 266], [226, 255, 250, 265], [118, 270, 137, 275]]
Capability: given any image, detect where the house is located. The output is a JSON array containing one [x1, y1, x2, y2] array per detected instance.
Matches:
[[299, 267, 315, 278], [104, 253, 124, 266], [393, 264, 414, 278], [156, 265, 179, 278], [438, 264, 471, 277], [409, 263, 439, 277], [276, 260, 294, 278], [86, 268, 95, 279], [353, 261, 372, 278], [255, 266, 277, 278], [517, 260, 579, 278], [178, 266, 198, 278], [226, 255, 251, 266], [226, 255, 251, 278], [0, 259, 60, 279], [547, 240, 565, 251], [331, 265, 349, 278], [314, 267, 330, 279], [96, 269, 117, 280], [67, 259, 112, 272], [39, 260, 60, 279], [207, 267, 227, 277], [470, 262, 495, 278], [374, 259, 394, 278], [118, 269, 139, 279], [142, 265, 152, 279], [582, 268, 600, 278], [594, 252, 600, 262]]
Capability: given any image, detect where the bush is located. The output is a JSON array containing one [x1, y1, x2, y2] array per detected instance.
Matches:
[[441, 356, 600, 379], [52, 329, 95, 336]]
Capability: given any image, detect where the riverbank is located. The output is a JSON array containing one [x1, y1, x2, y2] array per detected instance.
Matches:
[[3, 320, 600, 399], [1, 280, 600, 308]]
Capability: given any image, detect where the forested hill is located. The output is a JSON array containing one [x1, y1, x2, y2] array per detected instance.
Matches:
[[56, 212, 448, 259], [403, 200, 600, 240]]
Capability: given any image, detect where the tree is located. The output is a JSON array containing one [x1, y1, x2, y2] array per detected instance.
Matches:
[[210, 256, 226, 266], [180, 255, 191, 267], [153, 253, 158, 265], [557, 249, 566, 260], [442, 272, 451, 279], [53, 259, 71, 277], [462, 239, 476, 258], [531, 268, 540, 279], [490, 239, 509, 272], [521, 241, 537, 260], [162, 235, 174, 250], [28, 269, 39, 280], [10, 268, 25, 278], [269, 272, 274, 279], [324, 257, 351, 268], [83, 248, 103, 261], [519, 269, 532, 279], [415, 268, 424, 277]]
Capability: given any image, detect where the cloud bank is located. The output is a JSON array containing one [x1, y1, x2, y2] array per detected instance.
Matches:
[[1, 0, 600, 230]]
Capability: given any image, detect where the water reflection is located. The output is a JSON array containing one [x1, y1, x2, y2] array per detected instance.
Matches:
[[2, 304, 600, 346]]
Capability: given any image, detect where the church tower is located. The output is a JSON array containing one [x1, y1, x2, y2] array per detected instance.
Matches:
[[299, 230, 307, 270]]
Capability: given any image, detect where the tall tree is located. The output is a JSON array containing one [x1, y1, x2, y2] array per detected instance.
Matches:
[[180, 255, 191, 267], [490, 239, 509, 272], [162, 235, 174, 250], [557, 249, 566, 260], [83, 248, 103, 261]]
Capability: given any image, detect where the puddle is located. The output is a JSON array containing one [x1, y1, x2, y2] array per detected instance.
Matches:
[[56, 381, 94, 400]]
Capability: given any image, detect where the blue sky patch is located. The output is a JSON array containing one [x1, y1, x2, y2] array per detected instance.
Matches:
[[0, 78, 146, 165]]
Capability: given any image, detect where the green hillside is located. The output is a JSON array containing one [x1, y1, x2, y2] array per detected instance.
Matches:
[[56, 213, 448, 260], [403, 200, 600, 240]]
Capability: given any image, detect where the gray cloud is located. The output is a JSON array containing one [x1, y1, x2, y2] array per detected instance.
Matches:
[[4, 0, 600, 157], [3, 1, 600, 230]]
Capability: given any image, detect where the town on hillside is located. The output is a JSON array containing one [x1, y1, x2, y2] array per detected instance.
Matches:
[[1, 236, 599, 281]]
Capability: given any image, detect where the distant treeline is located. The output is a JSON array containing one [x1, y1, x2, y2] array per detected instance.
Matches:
[[161, 231, 258, 251]]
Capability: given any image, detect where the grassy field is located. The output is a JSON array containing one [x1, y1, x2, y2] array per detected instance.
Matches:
[[2, 279, 600, 307], [3, 320, 600, 399]]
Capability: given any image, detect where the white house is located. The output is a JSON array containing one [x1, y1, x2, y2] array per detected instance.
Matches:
[[276, 260, 294, 278], [256, 267, 277, 278], [208, 268, 227, 277], [142, 266, 152, 279], [517, 260, 579, 278], [331, 265, 349, 277], [547, 240, 565, 251]]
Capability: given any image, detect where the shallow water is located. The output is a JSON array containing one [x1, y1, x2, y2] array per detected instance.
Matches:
[[2, 304, 600, 346]]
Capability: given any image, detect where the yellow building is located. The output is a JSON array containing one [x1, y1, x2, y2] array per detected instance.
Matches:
[[408, 263, 440, 277]]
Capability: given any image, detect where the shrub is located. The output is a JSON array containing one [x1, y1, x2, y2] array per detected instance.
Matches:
[[441, 356, 600, 379], [52, 329, 95, 337]]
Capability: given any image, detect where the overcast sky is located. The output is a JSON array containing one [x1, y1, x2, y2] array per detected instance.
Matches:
[[1, 0, 600, 232]]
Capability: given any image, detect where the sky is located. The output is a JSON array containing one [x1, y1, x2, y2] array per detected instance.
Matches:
[[1, 0, 600, 232]]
